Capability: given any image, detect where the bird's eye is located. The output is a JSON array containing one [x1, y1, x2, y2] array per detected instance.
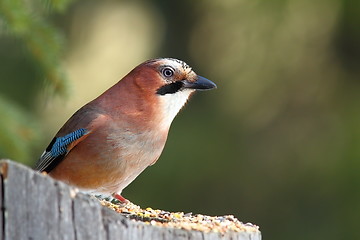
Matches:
[[162, 67, 174, 78]]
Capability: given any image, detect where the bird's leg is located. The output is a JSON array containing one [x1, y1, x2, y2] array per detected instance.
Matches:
[[112, 193, 129, 203]]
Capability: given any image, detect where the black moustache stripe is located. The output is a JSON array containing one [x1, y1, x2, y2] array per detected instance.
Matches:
[[156, 81, 184, 95]]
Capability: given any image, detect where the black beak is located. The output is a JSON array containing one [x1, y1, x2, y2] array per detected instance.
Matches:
[[182, 75, 217, 91]]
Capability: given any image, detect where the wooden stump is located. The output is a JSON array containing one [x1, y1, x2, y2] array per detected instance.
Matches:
[[0, 160, 261, 240]]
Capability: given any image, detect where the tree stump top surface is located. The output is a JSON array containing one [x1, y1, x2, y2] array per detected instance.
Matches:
[[100, 199, 259, 234]]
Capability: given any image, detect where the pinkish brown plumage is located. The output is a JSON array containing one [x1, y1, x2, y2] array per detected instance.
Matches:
[[35, 58, 216, 201]]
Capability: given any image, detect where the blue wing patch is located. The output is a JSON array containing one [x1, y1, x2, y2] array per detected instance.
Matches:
[[35, 128, 90, 172], [50, 128, 89, 158]]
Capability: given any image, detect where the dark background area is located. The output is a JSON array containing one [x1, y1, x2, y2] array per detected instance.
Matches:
[[1, 0, 360, 239]]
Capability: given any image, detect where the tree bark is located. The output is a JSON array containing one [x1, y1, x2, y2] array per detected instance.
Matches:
[[0, 160, 261, 240]]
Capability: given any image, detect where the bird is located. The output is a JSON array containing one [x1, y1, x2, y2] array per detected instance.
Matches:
[[35, 58, 216, 202]]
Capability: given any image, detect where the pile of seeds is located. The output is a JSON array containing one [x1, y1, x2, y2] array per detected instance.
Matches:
[[100, 200, 259, 234]]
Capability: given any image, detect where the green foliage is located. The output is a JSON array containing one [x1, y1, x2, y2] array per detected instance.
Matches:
[[0, 96, 40, 163], [0, 0, 73, 164], [0, 0, 72, 95]]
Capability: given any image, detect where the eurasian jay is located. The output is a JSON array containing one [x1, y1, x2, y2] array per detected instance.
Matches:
[[35, 58, 216, 202]]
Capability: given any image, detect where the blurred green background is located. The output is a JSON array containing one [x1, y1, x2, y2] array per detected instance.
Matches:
[[1, 0, 360, 239]]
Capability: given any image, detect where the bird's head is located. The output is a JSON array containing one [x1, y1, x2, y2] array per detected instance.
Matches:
[[130, 58, 216, 94], [131, 58, 217, 127]]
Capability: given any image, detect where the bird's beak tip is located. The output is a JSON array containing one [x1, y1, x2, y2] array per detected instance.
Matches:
[[196, 75, 217, 91]]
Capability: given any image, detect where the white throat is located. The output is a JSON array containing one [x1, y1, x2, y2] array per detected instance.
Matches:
[[158, 89, 193, 128]]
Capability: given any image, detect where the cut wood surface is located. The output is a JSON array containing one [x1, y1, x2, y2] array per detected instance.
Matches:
[[0, 160, 261, 240]]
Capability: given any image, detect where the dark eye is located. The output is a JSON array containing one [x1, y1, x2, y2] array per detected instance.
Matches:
[[162, 67, 174, 78]]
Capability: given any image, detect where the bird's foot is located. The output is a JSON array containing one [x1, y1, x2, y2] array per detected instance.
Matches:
[[112, 193, 130, 204], [93, 193, 129, 205]]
